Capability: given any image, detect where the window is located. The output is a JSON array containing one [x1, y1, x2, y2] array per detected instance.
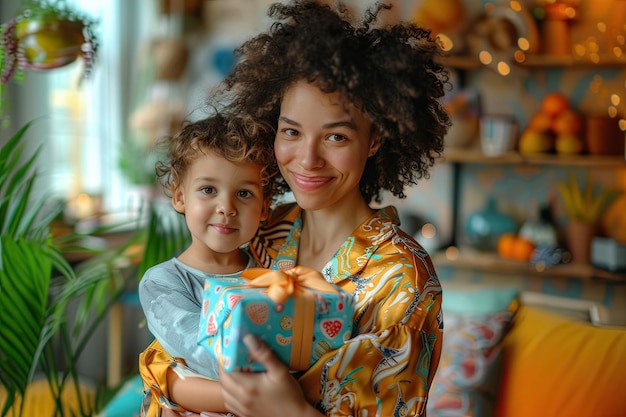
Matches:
[[4, 0, 159, 220]]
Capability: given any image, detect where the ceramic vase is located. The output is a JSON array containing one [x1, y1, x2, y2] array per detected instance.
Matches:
[[565, 221, 596, 264], [465, 197, 517, 251]]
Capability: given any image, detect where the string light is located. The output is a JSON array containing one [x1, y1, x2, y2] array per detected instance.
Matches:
[[479, 50, 493, 65], [497, 61, 511, 76], [473, 2, 536, 76]]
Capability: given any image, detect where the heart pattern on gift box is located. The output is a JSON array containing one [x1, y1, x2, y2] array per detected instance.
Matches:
[[320, 319, 342, 339], [245, 302, 269, 325]]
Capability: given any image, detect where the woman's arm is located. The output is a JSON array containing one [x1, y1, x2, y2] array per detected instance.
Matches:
[[218, 335, 324, 417]]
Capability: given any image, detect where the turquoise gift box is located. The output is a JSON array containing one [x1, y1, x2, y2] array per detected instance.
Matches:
[[197, 267, 355, 373]]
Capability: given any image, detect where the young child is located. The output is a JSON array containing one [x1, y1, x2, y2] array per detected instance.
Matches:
[[137, 113, 278, 416]]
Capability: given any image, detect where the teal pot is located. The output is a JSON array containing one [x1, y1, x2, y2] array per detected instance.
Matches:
[[465, 197, 517, 251]]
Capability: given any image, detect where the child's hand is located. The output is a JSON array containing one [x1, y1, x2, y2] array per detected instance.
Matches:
[[218, 335, 320, 417]]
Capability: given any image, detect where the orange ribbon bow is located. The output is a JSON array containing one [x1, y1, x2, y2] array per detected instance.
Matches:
[[240, 266, 341, 370], [241, 266, 339, 303]]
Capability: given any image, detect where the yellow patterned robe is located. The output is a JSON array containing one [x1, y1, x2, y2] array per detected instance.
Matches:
[[250, 203, 443, 417], [138, 203, 443, 417]]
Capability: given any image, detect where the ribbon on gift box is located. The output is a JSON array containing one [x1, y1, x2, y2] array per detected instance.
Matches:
[[242, 266, 338, 302], [241, 266, 340, 370]]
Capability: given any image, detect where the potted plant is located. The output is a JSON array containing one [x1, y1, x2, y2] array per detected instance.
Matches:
[[0, 120, 191, 416], [557, 174, 623, 263], [0, 121, 140, 416], [0, 0, 98, 122]]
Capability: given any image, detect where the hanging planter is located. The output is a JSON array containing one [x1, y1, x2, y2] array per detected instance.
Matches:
[[15, 16, 90, 70], [0, 0, 98, 122]]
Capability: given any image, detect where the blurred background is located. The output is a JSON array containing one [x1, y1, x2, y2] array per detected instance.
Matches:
[[0, 0, 625, 415]]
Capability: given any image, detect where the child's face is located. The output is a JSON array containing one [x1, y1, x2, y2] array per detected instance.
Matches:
[[173, 149, 265, 255], [274, 80, 381, 212]]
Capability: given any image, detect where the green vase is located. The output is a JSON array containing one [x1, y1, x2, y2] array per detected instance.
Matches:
[[465, 197, 517, 251]]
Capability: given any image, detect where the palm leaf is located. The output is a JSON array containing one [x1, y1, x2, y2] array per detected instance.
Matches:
[[1, 121, 183, 416], [0, 237, 52, 416], [0, 122, 89, 417], [0, 121, 37, 236]]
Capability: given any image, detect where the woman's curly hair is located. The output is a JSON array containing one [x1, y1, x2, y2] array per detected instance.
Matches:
[[155, 113, 280, 204], [211, 0, 451, 204]]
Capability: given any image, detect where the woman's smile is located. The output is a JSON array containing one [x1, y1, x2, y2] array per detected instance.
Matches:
[[291, 172, 333, 191]]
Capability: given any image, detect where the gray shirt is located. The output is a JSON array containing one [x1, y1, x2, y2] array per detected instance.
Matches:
[[138, 249, 256, 379]]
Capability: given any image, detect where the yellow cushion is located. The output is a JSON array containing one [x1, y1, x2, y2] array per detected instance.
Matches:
[[495, 305, 626, 417]]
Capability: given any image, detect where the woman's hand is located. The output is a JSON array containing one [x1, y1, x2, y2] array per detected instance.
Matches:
[[219, 335, 323, 417]]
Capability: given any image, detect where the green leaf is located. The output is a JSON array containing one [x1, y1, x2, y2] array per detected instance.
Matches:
[[0, 238, 52, 407], [138, 205, 190, 278]]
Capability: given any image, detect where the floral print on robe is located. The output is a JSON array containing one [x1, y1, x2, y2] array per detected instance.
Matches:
[[250, 203, 444, 417]]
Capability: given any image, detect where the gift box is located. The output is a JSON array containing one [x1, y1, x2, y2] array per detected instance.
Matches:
[[197, 266, 354, 373]]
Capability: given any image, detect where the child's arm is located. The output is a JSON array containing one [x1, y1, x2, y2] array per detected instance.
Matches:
[[167, 367, 228, 413]]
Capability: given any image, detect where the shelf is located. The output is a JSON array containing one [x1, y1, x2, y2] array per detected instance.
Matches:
[[440, 148, 626, 166], [433, 248, 626, 283], [440, 54, 626, 70]]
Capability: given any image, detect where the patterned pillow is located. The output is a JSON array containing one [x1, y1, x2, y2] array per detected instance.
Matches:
[[427, 287, 520, 417]]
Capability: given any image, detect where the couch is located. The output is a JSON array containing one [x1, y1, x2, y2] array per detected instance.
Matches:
[[428, 286, 626, 417]]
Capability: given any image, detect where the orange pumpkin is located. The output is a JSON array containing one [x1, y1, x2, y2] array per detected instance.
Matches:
[[497, 233, 517, 258], [497, 233, 536, 262]]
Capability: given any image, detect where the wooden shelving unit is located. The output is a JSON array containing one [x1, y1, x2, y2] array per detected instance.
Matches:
[[440, 54, 626, 70], [433, 248, 626, 283], [440, 148, 626, 166], [434, 52, 626, 283]]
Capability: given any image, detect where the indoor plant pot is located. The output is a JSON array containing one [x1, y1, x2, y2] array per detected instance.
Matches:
[[557, 174, 623, 264], [0, 0, 98, 123], [14, 16, 88, 70]]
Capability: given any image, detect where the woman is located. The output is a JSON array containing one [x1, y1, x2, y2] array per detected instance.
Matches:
[[146, 1, 450, 416]]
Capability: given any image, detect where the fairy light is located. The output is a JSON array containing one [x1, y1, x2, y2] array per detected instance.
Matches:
[[518, 37, 530, 51], [474, 1, 534, 76], [510, 1, 522, 12], [564, 6, 576, 18], [437, 33, 454, 52], [479, 50, 493, 65], [611, 94, 621, 107], [574, 44, 586, 57], [497, 61, 511, 76], [589, 76, 626, 132], [576, 17, 626, 61], [421, 223, 437, 239], [445, 246, 460, 261]]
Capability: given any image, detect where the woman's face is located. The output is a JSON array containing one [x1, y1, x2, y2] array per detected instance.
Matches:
[[275, 81, 381, 212]]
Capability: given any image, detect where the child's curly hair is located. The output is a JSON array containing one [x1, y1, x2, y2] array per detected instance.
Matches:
[[156, 113, 279, 203], [212, 0, 451, 204]]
